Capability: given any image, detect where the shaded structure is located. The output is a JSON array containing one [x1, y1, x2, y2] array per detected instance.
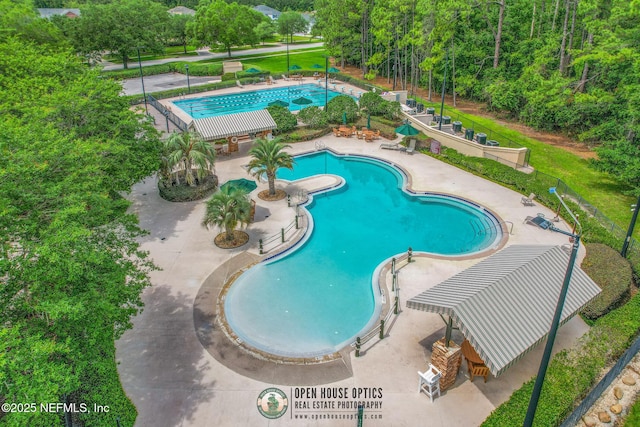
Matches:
[[189, 110, 277, 141], [407, 245, 601, 376]]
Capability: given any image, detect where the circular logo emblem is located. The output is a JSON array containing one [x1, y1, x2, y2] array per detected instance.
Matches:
[[257, 388, 288, 419]]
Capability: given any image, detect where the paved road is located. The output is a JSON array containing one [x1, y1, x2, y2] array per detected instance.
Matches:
[[102, 42, 325, 71]]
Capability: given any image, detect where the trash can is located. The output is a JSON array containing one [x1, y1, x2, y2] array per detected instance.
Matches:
[[476, 132, 487, 145], [486, 140, 499, 147], [407, 99, 416, 107], [433, 115, 441, 123], [426, 107, 435, 116], [442, 116, 451, 125], [416, 103, 424, 113], [465, 128, 475, 140], [452, 121, 462, 133]]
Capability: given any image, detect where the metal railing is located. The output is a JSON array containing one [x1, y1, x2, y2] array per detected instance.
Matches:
[[147, 94, 188, 132], [353, 251, 409, 357], [258, 215, 303, 255]]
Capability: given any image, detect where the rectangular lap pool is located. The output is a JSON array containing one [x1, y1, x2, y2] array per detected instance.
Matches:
[[173, 83, 356, 119]]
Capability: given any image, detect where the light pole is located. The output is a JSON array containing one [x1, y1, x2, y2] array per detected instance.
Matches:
[[286, 33, 290, 78], [438, 49, 448, 131], [185, 64, 191, 94], [524, 186, 582, 427], [324, 56, 329, 110], [136, 47, 148, 114], [621, 194, 640, 258]]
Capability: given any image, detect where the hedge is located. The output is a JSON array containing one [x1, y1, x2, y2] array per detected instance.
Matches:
[[580, 243, 633, 320], [158, 174, 218, 202]]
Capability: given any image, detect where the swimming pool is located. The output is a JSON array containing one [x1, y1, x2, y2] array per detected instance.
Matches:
[[173, 84, 354, 119], [223, 152, 502, 358]]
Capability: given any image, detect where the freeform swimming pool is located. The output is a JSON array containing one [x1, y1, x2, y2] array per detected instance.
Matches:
[[173, 84, 355, 119], [224, 152, 503, 358]]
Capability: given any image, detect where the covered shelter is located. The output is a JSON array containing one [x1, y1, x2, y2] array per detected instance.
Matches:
[[406, 245, 601, 376], [189, 110, 277, 143]]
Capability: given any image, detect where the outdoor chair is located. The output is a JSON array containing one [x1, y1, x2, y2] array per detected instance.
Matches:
[[236, 80, 244, 88], [524, 214, 553, 230], [380, 141, 403, 150], [281, 74, 290, 81], [269, 76, 277, 84], [418, 364, 442, 402], [406, 138, 416, 154], [333, 128, 341, 137], [521, 193, 536, 206], [461, 340, 490, 383]]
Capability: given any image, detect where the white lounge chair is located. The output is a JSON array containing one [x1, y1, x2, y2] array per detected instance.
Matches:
[[269, 76, 277, 84], [236, 80, 244, 88], [380, 141, 403, 150], [406, 138, 416, 154], [521, 193, 536, 206], [281, 74, 290, 81]]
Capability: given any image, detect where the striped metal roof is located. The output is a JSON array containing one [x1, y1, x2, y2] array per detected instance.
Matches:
[[190, 110, 277, 141], [406, 245, 601, 376]]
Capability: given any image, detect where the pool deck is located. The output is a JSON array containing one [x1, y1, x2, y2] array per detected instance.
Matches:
[[117, 135, 589, 426]]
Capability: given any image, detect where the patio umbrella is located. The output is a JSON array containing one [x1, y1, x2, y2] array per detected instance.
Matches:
[[342, 112, 348, 125], [245, 67, 261, 73], [311, 64, 324, 69], [395, 122, 420, 136], [289, 64, 302, 70], [220, 178, 257, 193], [292, 97, 313, 105], [328, 67, 340, 73], [268, 99, 289, 107]]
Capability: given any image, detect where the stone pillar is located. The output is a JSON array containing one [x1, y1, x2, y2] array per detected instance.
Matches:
[[431, 338, 462, 391]]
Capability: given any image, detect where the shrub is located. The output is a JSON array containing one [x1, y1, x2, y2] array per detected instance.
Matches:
[[359, 92, 387, 115], [325, 95, 359, 124], [158, 174, 218, 202], [580, 243, 633, 320], [297, 106, 328, 129], [266, 105, 297, 134]]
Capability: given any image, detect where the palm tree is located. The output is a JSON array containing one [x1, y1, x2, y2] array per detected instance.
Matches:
[[247, 138, 294, 196], [202, 186, 252, 242], [164, 129, 216, 186]]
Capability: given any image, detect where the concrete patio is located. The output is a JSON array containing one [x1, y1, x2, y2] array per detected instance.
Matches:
[[117, 135, 589, 426]]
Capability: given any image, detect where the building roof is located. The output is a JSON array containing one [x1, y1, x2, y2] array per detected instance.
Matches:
[[168, 6, 196, 16], [253, 5, 281, 18], [189, 110, 277, 141], [406, 245, 601, 376], [37, 8, 81, 18]]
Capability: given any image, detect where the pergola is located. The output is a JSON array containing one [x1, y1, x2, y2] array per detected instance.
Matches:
[[406, 245, 601, 376]]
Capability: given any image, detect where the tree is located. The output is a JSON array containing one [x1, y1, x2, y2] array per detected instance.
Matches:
[[297, 106, 328, 129], [202, 186, 252, 242], [255, 20, 276, 45], [266, 105, 297, 134], [164, 130, 216, 187], [0, 22, 160, 425], [247, 138, 294, 196], [276, 11, 308, 44], [75, 0, 169, 68], [326, 95, 359, 124], [167, 13, 193, 54], [189, 0, 266, 56]]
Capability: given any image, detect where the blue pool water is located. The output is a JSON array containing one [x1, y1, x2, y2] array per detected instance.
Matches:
[[224, 152, 501, 357], [173, 84, 353, 119]]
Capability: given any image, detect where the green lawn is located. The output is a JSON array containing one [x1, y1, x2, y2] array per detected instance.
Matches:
[[419, 101, 636, 233]]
